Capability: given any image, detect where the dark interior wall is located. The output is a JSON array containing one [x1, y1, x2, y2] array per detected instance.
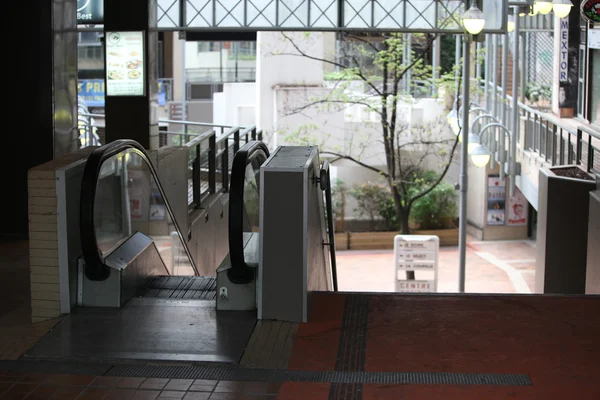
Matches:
[[2, 2, 55, 238]]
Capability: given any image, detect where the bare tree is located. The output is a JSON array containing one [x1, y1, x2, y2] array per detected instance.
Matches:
[[273, 32, 460, 235]]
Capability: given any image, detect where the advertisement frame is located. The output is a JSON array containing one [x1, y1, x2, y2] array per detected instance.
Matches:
[[486, 175, 506, 226], [104, 31, 146, 97]]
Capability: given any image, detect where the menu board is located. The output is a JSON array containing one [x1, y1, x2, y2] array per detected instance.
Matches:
[[105, 31, 145, 96]]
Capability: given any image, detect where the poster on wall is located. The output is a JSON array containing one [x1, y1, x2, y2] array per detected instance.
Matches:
[[507, 188, 529, 226], [487, 176, 506, 226], [105, 31, 145, 96]]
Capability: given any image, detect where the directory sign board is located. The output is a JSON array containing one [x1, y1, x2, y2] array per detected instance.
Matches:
[[105, 31, 145, 97], [394, 235, 439, 293]]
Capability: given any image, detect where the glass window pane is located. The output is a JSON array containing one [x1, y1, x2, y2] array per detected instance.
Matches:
[[93, 149, 196, 275]]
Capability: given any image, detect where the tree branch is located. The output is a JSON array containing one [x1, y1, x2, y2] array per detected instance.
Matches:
[[321, 151, 389, 179], [407, 133, 460, 208], [279, 32, 346, 70]]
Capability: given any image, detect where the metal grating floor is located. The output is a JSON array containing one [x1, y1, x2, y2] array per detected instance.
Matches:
[[105, 364, 532, 386], [141, 276, 217, 300]]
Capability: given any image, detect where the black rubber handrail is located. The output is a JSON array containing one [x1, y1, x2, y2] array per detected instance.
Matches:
[[319, 160, 338, 292], [80, 139, 199, 281], [227, 141, 270, 284]]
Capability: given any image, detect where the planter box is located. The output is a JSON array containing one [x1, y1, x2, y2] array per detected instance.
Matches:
[[536, 165, 596, 294], [334, 229, 458, 250], [413, 228, 459, 246]]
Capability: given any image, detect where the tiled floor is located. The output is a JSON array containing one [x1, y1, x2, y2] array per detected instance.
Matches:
[[0, 241, 62, 361], [336, 237, 537, 294], [0, 374, 279, 400], [6, 236, 598, 399]]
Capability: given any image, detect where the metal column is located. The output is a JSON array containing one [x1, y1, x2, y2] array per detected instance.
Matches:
[[500, 33, 509, 180], [510, 6, 520, 197], [458, 36, 471, 293]]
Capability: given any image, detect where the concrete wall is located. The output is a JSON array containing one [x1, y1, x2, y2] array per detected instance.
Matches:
[[467, 161, 528, 241], [213, 83, 257, 127], [28, 148, 95, 322], [257, 31, 326, 138]]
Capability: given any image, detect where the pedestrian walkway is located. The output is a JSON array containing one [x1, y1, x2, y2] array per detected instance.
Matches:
[[1, 292, 599, 399], [2, 237, 599, 399], [336, 237, 537, 294]]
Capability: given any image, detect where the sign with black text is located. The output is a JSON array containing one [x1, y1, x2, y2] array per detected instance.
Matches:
[[105, 31, 145, 97], [559, 19, 569, 83], [77, 0, 103, 24]]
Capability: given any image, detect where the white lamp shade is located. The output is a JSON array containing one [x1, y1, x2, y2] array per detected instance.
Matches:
[[471, 153, 491, 168], [467, 133, 481, 155], [553, 0, 572, 18], [467, 141, 480, 155], [462, 3, 486, 35], [535, 1, 553, 14], [470, 145, 492, 168]]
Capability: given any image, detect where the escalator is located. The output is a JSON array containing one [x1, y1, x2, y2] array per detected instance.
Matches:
[[23, 139, 270, 363], [78, 139, 268, 305]]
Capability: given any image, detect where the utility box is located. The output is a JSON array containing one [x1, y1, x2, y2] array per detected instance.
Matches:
[[259, 146, 331, 323], [536, 166, 596, 294], [585, 188, 600, 294]]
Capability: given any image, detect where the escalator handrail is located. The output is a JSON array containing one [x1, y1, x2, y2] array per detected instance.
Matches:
[[320, 160, 338, 292], [80, 139, 199, 281], [228, 140, 270, 284]]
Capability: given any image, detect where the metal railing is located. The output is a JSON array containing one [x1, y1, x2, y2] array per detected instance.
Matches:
[[187, 67, 256, 83], [78, 112, 104, 148], [184, 125, 263, 210], [158, 120, 241, 147], [480, 83, 600, 176]]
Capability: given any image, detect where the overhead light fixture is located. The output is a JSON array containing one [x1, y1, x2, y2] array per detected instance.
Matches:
[[534, 1, 553, 14], [462, 2, 486, 35], [470, 144, 492, 168], [507, 15, 515, 32], [552, 0, 573, 18], [467, 133, 481, 154]]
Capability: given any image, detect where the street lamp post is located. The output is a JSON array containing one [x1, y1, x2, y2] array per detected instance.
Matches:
[[458, 0, 486, 293], [458, 35, 471, 293]]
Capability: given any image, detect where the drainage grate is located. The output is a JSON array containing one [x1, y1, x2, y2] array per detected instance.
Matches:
[[105, 364, 532, 386]]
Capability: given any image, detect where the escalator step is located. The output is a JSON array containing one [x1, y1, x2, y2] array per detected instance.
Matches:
[[140, 276, 217, 300]]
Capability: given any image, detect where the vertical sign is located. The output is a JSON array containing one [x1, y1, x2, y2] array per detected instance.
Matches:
[[394, 235, 439, 293], [559, 19, 569, 82], [507, 188, 528, 226], [105, 31, 145, 96], [487, 176, 506, 226]]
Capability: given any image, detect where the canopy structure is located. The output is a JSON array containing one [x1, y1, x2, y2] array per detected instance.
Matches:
[[157, 0, 508, 33]]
